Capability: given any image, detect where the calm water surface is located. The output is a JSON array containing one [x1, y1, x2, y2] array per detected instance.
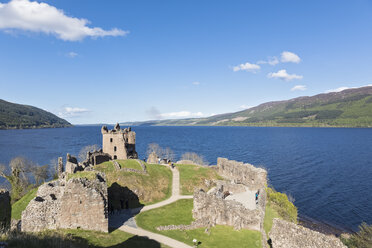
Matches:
[[0, 126, 371, 231]]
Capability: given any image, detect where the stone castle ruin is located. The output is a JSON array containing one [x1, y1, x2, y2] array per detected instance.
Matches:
[[21, 172, 108, 233], [192, 158, 267, 231], [101, 123, 138, 160]]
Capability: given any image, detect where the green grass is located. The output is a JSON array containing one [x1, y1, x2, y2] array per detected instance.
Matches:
[[117, 159, 143, 170], [95, 161, 172, 205], [263, 203, 280, 235], [176, 164, 223, 195], [1, 229, 169, 248], [61, 229, 170, 248], [67, 171, 98, 181], [136, 199, 262, 248], [11, 187, 38, 220]]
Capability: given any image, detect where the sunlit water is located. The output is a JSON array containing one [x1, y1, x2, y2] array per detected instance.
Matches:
[[0, 126, 371, 231]]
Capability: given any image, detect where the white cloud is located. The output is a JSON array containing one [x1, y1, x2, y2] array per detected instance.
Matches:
[[257, 56, 279, 66], [239, 104, 253, 109], [233, 62, 260, 72], [268, 69, 303, 81], [66, 51, 78, 58], [291, 85, 307, 91], [192, 81, 200, 85], [0, 0, 128, 41], [325, 84, 372, 93], [58, 107, 89, 118], [281, 51, 301, 63], [160, 111, 204, 118]]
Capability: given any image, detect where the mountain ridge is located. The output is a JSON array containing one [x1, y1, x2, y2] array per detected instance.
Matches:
[[0, 99, 72, 129], [121, 86, 372, 128]]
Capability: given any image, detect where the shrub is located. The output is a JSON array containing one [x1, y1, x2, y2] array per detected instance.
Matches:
[[267, 187, 297, 223], [342, 223, 372, 248], [180, 152, 208, 165]]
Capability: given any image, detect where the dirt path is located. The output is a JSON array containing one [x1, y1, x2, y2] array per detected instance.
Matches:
[[111, 165, 193, 248]]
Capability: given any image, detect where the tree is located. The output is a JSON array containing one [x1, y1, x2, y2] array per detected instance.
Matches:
[[146, 143, 163, 158], [163, 147, 175, 161], [78, 144, 100, 162], [31, 164, 50, 185], [0, 157, 33, 202], [49, 158, 59, 180], [180, 152, 208, 165]]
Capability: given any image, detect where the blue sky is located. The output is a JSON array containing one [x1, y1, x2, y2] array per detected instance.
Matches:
[[1, 0, 372, 124]]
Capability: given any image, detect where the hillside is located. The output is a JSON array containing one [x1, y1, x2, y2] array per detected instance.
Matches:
[[0, 99, 71, 129], [125, 86, 372, 128]]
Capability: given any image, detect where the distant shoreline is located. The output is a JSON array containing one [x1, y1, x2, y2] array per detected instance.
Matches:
[[0, 125, 73, 130]]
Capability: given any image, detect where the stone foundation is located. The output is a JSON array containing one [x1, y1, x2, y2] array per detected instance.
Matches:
[[21, 173, 108, 233], [269, 218, 347, 248]]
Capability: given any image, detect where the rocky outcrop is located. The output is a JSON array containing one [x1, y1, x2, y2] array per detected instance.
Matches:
[[269, 218, 347, 248], [0, 190, 11, 231], [21, 173, 108, 233], [217, 158, 267, 190]]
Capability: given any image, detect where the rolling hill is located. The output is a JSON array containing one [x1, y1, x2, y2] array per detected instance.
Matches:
[[124, 86, 372, 128], [0, 99, 72, 129]]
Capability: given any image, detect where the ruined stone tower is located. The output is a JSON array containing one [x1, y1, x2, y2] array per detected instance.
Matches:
[[101, 123, 138, 160]]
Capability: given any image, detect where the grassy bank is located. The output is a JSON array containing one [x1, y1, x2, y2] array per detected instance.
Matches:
[[136, 199, 262, 248], [176, 164, 223, 195], [11, 187, 38, 220], [95, 160, 172, 205]]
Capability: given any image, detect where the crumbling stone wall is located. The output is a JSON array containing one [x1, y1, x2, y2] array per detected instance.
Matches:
[[217, 158, 267, 190], [0, 190, 11, 231], [65, 153, 79, 174], [192, 159, 268, 232], [147, 152, 159, 164], [21, 173, 108, 233], [101, 124, 138, 160], [269, 218, 347, 248], [193, 189, 262, 231], [84, 149, 111, 166]]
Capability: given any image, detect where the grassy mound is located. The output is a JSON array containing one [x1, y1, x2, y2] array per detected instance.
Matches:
[[136, 199, 262, 248], [176, 164, 223, 195], [11, 187, 38, 220], [67, 171, 99, 181], [117, 160, 143, 170], [95, 160, 172, 205], [0, 229, 169, 248]]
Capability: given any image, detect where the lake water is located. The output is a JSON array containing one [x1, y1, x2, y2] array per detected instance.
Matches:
[[0, 126, 371, 232]]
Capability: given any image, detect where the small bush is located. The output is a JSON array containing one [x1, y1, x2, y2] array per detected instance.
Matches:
[[342, 223, 372, 248], [180, 152, 208, 165], [267, 187, 297, 223]]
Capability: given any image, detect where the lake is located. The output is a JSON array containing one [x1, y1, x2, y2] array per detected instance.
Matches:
[[0, 126, 371, 232]]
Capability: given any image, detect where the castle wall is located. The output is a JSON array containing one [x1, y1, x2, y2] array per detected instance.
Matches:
[[269, 218, 347, 248], [217, 158, 267, 190], [0, 190, 11, 230], [192, 189, 262, 231], [101, 125, 138, 160], [102, 132, 128, 160], [59, 177, 108, 232], [21, 173, 108, 233]]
